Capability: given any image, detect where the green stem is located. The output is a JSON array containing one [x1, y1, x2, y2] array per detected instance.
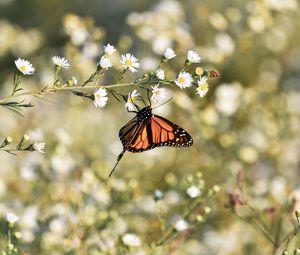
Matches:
[[0, 80, 171, 104], [12, 71, 21, 96]]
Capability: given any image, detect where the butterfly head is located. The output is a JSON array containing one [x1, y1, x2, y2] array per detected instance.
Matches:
[[137, 106, 152, 121]]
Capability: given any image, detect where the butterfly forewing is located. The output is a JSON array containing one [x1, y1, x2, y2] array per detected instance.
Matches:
[[125, 115, 193, 153]]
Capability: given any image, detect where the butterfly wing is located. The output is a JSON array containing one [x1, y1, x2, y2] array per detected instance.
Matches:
[[127, 115, 193, 153]]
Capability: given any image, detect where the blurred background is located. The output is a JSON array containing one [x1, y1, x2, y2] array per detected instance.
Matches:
[[0, 0, 300, 254]]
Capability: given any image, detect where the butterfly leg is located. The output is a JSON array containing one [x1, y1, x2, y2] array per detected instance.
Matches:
[[109, 150, 126, 178]]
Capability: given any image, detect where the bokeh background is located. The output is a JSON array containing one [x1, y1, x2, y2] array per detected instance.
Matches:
[[0, 0, 300, 254]]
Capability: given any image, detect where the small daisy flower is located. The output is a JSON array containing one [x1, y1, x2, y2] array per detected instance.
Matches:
[[6, 212, 19, 224], [33, 142, 45, 153], [196, 77, 209, 97], [122, 233, 141, 247], [174, 219, 189, 232], [151, 85, 168, 103], [14, 58, 35, 75], [94, 88, 108, 108], [52, 56, 70, 69], [99, 55, 112, 69], [195, 67, 204, 76], [155, 68, 165, 80], [175, 72, 193, 89], [104, 43, 116, 56], [187, 50, 201, 63], [164, 48, 176, 60], [125, 90, 140, 111], [186, 186, 201, 198], [120, 53, 140, 73]]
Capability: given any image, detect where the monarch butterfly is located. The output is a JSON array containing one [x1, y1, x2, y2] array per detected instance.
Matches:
[[109, 104, 193, 177]]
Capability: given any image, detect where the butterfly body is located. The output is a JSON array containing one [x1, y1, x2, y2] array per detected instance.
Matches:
[[110, 106, 193, 176]]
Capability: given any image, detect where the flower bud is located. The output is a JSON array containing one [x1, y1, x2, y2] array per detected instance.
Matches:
[[6, 137, 13, 143], [23, 134, 30, 141], [204, 206, 212, 214]]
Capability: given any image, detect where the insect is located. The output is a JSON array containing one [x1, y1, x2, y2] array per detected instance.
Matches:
[[109, 102, 193, 177]]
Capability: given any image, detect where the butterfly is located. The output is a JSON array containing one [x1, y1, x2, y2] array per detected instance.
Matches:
[[109, 105, 193, 177]]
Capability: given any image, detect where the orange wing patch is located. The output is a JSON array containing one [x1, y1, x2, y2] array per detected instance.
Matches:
[[152, 116, 173, 131]]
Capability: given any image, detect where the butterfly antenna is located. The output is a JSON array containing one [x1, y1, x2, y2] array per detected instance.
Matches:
[[109, 150, 126, 178], [152, 97, 173, 110]]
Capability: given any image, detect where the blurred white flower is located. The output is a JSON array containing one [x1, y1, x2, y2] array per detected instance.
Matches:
[[104, 43, 116, 55], [71, 77, 78, 85], [187, 50, 201, 63], [94, 88, 108, 108], [196, 77, 209, 97], [151, 85, 167, 103], [186, 186, 201, 198], [33, 142, 45, 153], [14, 58, 35, 75], [215, 82, 242, 116], [99, 55, 112, 69], [175, 72, 193, 89], [125, 90, 140, 111], [120, 53, 140, 72], [174, 219, 189, 231], [164, 48, 176, 59], [155, 68, 165, 80], [122, 233, 141, 247], [6, 212, 19, 224], [52, 56, 70, 69]]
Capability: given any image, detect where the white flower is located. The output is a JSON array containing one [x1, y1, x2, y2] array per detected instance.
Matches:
[[6, 212, 19, 224], [125, 90, 140, 111], [94, 88, 108, 108], [104, 43, 116, 55], [52, 56, 70, 69], [14, 58, 35, 75], [120, 53, 140, 73], [186, 186, 201, 198], [187, 50, 201, 63], [164, 48, 176, 60], [99, 56, 112, 69], [196, 77, 209, 97], [72, 77, 78, 85], [122, 233, 141, 247], [175, 72, 193, 89], [151, 85, 167, 103], [155, 68, 165, 80], [33, 142, 45, 153], [174, 219, 189, 231]]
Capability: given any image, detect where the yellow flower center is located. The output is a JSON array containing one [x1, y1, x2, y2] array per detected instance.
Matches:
[[20, 65, 27, 72], [125, 59, 133, 67], [195, 67, 203, 76], [178, 77, 186, 84], [199, 83, 208, 91]]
